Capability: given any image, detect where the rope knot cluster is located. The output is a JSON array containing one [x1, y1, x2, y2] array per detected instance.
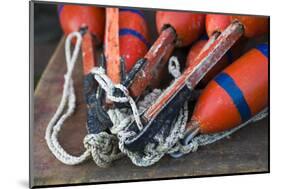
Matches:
[[83, 133, 124, 168]]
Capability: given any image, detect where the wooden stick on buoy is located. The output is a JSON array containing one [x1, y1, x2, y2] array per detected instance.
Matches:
[[59, 5, 105, 75], [123, 21, 244, 152], [127, 11, 206, 97], [104, 8, 121, 84]]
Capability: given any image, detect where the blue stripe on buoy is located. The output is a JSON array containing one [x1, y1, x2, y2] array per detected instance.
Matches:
[[214, 72, 252, 122], [119, 28, 150, 48], [225, 50, 233, 64], [119, 9, 145, 19], [57, 5, 64, 16], [255, 43, 268, 58]]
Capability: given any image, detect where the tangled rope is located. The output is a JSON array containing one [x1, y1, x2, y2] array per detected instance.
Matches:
[[112, 57, 189, 167], [45, 31, 164, 168], [45, 31, 268, 168]]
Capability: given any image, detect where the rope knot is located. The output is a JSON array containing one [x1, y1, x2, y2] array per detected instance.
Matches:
[[83, 132, 124, 168]]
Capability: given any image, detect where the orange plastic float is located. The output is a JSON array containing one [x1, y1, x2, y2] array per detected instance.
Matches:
[[185, 14, 268, 87], [206, 14, 231, 37], [119, 9, 150, 73], [156, 11, 205, 47], [59, 5, 105, 75], [128, 11, 205, 97], [231, 16, 268, 38], [104, 8, 150, 85], [184, 44, 268, 141], [123, 20, 244, 152]]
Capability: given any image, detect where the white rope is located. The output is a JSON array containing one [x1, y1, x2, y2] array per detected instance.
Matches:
[[116, 56, 268, 166], [115, 59, 190, 166], [169, 108, 268, 156], [90, 67, 144, 131], [45, 31, 91, 165], [168, 56, 181, 78], [45, 32, 123, 167], [45, 36, 269, 168]]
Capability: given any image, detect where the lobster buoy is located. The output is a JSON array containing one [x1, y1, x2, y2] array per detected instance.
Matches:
[[186, 37, 243, 87], [156, 11, 205, 47], [119, 9, 150, 73], [128, 11, 205, 98], [58, 5, 105, 74], [231, 16, 268, 38], [206, 14, 231, 37], [59, 5, 105, 42], [185, 44, 268, 140]]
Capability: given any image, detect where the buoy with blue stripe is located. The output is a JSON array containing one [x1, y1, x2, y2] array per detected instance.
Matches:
[[59, 5, 105, 74], [183, 44, 268, 143], [104, 8, 150, 97], [119, 8, 150, 73]]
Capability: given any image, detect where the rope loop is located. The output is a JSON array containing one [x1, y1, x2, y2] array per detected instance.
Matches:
[[168, 56, 181, 78], [90, 67, 144, 131], [45, 31, 124, 167]]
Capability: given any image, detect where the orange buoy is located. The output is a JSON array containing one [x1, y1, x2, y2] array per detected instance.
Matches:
[[59, 5, 105, 75], [156, 11, 205, 47], [128, 11, 205, 97], [186, 36, 243, 87], [59, 5, 105, 42], [231, 16, 268, 38], [124, 23, 246, 152], [105, 8, 150, 85], [201, 15, 268, 79], [206, 14, 231, 37], [119, 9, 150, 73], [186, 44, 268, 137]]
